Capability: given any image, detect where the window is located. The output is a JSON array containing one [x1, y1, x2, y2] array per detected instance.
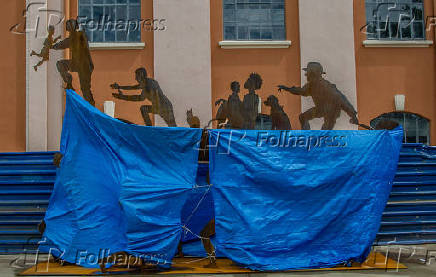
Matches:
[[371, 112, 430, 144], [223, 0, 286, 41], [365, 0, 425, 40], [78, 0, 141, 43]]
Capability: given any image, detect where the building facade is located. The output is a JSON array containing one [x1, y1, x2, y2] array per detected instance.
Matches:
[[1, 0, 435, 152]]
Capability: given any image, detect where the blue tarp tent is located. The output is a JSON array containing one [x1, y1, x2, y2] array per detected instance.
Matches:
[[209, 129, 403, 270], [41, 90, 202, 267], [41, 90, 403, 271]]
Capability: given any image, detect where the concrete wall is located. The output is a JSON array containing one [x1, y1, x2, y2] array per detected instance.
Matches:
[[299, 0, 358, 130], [0, 1, 26, 152], [153, 0, 212, 127]]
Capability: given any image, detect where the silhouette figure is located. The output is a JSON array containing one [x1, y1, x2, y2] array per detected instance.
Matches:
[[214, 81, 245, 129], [243, 73, 262, 129], [111, 68, 177, 127], [30, 25, 61, 71], [53, 19, 95, 106], [187, 109, 200, 128], [278, 62, 358, 130], [264, 95, 292, 130]]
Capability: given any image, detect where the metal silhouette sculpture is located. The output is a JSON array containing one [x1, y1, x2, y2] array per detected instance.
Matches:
[[53, 19, 95, 106], [111, 67, 177, 127], [278, 62, 358, 130], [214, 74, 262, 130], [186, 109, 200, 128], [264, 95, 292, 130], [30, 25, 61, 71], [243, 73, 262, 129], [214, 81, 245, 129]]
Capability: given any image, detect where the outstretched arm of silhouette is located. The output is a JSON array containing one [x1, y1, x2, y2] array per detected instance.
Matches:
[[111, 83, 141, 90], [277, 85, 308, 96], [112, 92, 145, 101], [52, 38, 71, 50], [53, 36, 62, 43], [111, 83, 144, 101]]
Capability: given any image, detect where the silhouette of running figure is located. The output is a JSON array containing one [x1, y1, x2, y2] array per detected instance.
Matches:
[[53, 19, 95, 106], [111, 68, 177, 127], [243, 73, 262, 129], [278, 62, 358, 130], [30, 25, 61, 71]]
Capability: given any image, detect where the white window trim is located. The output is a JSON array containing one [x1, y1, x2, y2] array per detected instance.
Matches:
[[89, 42, 145, 50], [363, 40, 433, 48], [219, 40, 292, 49]]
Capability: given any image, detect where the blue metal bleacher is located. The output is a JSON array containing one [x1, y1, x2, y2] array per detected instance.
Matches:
[[376, 143, 436, 245], [0, 152, 56, 254], [0, 143, 434, 254]]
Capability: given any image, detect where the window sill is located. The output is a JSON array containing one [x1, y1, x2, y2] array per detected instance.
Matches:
[[89, 42, 145, 50], [363, 40, 433, 48], [219, 40, 292, 49]]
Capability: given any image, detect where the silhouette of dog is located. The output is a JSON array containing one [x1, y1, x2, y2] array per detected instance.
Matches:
[[264, 95, 292, 130]]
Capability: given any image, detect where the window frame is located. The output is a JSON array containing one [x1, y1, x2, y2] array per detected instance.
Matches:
[[222, 0, 287, 41], [364, 0, 426, 41], [370, 112, 431, 145], [78, 0, 142, 44]]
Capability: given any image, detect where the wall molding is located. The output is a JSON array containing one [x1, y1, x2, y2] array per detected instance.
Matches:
[[363, 40, 434, 48], [89, 42, 146, 50]]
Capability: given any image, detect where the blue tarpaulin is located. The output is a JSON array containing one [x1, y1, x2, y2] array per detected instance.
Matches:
[[41, 90, 202, 268], [209, 129, 403, 271], [41, 90, 404, 271]]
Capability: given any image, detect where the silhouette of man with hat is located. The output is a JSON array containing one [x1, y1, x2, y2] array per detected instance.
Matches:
[[278, 62, 358, 130]]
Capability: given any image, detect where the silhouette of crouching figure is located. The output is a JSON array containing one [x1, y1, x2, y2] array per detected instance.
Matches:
[[111, 68, 177, 127]]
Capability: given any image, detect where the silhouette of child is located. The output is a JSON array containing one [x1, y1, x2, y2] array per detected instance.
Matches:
[[30, 25, 61, 71], [243, 73, 262, 129]]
